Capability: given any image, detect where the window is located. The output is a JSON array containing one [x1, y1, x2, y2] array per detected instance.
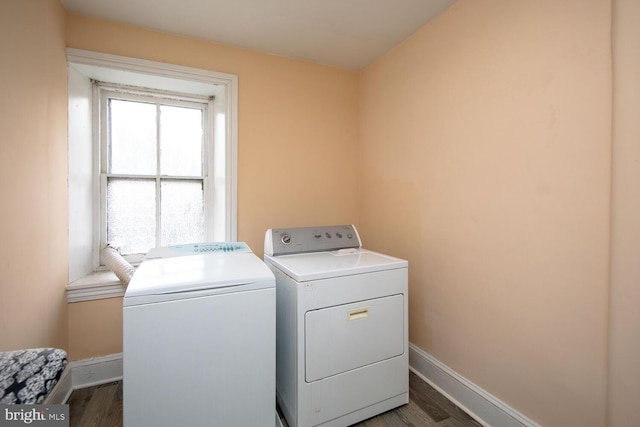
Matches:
[[98, 85, 213, 262], [67, 49, 238, 300]]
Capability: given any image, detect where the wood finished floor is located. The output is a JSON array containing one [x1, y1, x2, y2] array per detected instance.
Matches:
[[67, 371, 482, 427]]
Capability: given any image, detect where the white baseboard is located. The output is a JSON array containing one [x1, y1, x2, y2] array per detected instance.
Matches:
[[45, 353, 124, 404], [409, 343, 541, 427], [69, 353, 123, 390]]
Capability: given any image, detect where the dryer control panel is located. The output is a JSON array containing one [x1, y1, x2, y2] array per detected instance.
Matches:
[[265, 225, 361, 256]]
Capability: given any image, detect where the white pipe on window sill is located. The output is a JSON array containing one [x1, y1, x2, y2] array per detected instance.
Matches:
[[100, 245, 135, 286]]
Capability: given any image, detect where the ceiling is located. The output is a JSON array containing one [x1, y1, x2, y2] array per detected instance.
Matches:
[[60, 0, 457, 71]]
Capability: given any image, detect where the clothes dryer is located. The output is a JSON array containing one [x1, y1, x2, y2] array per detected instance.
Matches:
[[264, 225, 408, 427], [123, 242, 276, 427]]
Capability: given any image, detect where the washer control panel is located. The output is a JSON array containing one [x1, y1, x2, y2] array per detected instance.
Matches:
[[145, 242, 251, 259], [265, 225, 361, 256]]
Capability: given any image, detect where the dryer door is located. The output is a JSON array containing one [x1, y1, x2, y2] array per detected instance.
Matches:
[[305, 294, 404, 382]]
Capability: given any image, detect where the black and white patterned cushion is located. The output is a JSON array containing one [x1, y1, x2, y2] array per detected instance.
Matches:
[[0, 348, 67, 404]]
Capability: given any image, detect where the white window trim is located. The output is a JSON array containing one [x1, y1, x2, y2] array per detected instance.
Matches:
[[67, 49, 238, 302]]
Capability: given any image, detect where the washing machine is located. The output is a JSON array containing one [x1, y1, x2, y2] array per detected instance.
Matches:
[[263, 225, 408, 427], [123, 242, 276, 427]]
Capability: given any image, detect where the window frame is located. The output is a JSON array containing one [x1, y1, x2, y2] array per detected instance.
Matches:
[[67, 48, 238, 295], [96, 84, 214, 263]]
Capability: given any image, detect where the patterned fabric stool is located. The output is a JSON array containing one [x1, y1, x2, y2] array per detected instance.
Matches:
[[0, 348, 67, 404]]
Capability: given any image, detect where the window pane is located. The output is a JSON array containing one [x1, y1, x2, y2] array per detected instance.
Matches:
[[110, 99, 157, 175], [107, 178, 156, 255], [160, 180, 205, 246], [160, 105, 203, 176]]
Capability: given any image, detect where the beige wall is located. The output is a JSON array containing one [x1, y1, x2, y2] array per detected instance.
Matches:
[[359, 1, 611, 426], [609, 0, 640, 425], [0, 0, 68, 351], [64, 15, 360, 360], [67, 298, 123, 360]]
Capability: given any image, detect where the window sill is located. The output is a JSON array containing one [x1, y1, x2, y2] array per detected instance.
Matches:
[[66, 271, 127, 303]]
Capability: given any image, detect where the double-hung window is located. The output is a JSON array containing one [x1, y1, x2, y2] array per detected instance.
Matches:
[[98, 84, 212, 263], [67, 49, 238, 299]]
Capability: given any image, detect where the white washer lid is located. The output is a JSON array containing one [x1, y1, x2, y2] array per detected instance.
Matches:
[[125, 251, 274, 300], [265, 248, 407, 282]]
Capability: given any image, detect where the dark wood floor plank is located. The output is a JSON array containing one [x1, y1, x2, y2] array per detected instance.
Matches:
[[386, 407, 418, 427], [98, 382, 122, 427], [68, 386, 95, 427], [413, 377, 482, 427], [409, 371, 483, 427], [437, 417, 480, 427], [77, 382, 119, 427], [408, 372, 452, 423], [388, 409, 417, 427], [400, 400, 440, 426], [356, 414, 393, 427], [409, 388, 451, 423]]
